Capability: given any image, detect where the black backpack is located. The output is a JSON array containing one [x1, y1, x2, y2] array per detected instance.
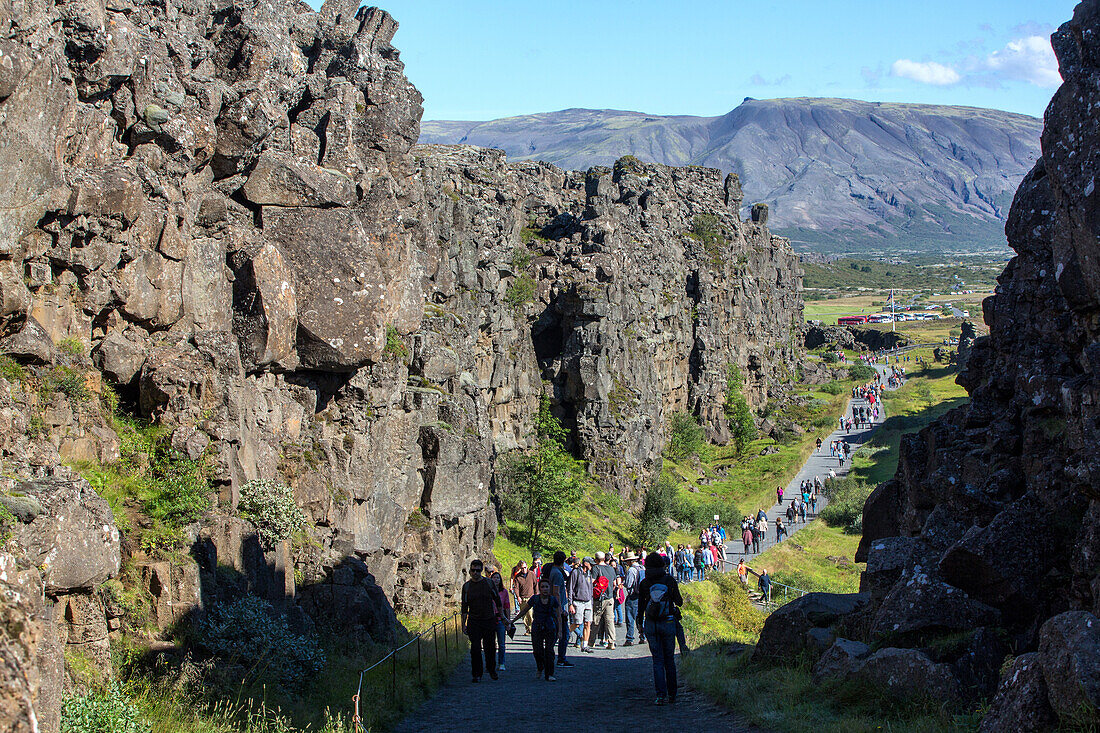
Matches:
[[645, 580, 676, 623]]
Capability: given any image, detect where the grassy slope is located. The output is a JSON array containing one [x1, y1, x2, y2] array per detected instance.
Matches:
[[681, 351, 978, 733], [749, 521, 863, 594], [665, 379, 855, 547]]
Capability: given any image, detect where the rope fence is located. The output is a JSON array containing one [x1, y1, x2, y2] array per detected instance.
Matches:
[[351, 610, 465, 731], [716, 555, 809, 608]]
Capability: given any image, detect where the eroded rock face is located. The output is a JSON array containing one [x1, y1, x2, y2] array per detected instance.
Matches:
[[0, 0, 801, 651], [840, 1, 1100, 723]]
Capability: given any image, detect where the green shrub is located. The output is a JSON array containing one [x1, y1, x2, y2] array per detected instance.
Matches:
[[672, 496, 743, 533], [383, 325, 408, 361], [238, 479, 306, 548], [848, 363, 877, 382], [820, 380, 844, 395], [0, 501, 15, 543], [0, 355, 26, 383], [822, 351, 840, 364], [687, 213, 725, 266], [511, 247, 532, 271], [62, 683, 151, 733], [665, 412, 704, 460], [820, 476, 873, 534], [505, 273, 536, 311], [636, 474, 677, 546], [196, 595, 325, 690], [58, 338, 85, 356]]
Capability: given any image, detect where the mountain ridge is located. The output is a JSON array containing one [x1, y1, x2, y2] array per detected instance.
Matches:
[[421, 97, 1044, 254]]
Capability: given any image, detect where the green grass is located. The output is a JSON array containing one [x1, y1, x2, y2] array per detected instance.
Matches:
[[665, 377, 856, 544], [849, 359, 968, 485], [749, 521, 863, 594], [681, 572, 766, 646], [69, 411, 213, 557], [108, 613, 468, 733], [682, 649, 975, 733], [802, 256, 1001, 293]]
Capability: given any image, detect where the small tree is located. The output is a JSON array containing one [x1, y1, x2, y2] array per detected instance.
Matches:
[[724, 365, 757, 456], [636, 474, 678, 547], [500, 396, 583, 552], [665, 412, 704, 460]]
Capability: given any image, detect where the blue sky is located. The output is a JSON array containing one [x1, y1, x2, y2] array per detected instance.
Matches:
[[365, 0, 1076, 121]]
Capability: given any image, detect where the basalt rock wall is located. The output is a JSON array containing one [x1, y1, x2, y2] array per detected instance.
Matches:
[[798, 1, 1100, 726], [0, 0, 800, 679]]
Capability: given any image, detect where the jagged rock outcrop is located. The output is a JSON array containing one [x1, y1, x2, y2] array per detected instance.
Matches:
[[0, 1, 803, 719], [757, 2, 1100, 725]]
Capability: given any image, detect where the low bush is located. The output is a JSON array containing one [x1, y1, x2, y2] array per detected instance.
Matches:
[[820, 380, 844, 395], [847, 363, 877, 382], [820, 476, 873, 534], [505, 273, 536, 310], [196, 595, 325, 690], [822, 351, 840, 364], [62, 683, 151, 733], [672, 496, 743, 533], [238, 479, 306, 548]]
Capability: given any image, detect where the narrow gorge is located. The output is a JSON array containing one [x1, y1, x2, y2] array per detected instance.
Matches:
[[0, 0, 802, 727]]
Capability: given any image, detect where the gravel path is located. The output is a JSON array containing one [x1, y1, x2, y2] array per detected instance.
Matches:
[[394, 625, 759, 733]]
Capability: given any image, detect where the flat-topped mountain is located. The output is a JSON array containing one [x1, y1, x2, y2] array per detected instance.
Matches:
[[422, 98, 1043, 254]]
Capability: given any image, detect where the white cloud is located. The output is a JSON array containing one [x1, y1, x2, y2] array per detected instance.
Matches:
[[749, 73, 792, 86], [891, 59, 961, 86], [983, 36, 1061, 88], [889, 35, 1061, 90]]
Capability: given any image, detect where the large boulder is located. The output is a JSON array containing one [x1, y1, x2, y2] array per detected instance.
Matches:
[[6, 478, 121, 594], [812, 637, 870, 684], [1037, 611, 1100, 722], [871, 571, 998, 639], [980, 653, 1057, 733], [753, 592, 869, 663], [938, 502, 1053, 619], [849, 647, 962, 704], [859, 535, 916, 601], [0, 553, 48, 733]]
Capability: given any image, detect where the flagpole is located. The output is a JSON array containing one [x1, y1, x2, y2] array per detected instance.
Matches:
[[891, 289, 895, 333]]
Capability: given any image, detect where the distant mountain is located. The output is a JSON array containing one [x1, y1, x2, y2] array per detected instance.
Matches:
[[420, 98, 1042, 255]]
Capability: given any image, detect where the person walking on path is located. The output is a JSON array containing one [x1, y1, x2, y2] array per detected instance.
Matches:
[[567, 556, 595, 652], [544, 551, 574, 668], [622, 552, 644, 646], [775, 517, 787, 543], [638, 552, 684, 706], [511, 561, 537, 634], [511, 578, 562, 681], [737, 558, 748, 586], [776, 485, 784, 504], [488, 570, 511, 671], [758, 569, 772, 605], [742, 525, 753, 555], [460, 559, 500, 682], [591, 551, 618, 650]]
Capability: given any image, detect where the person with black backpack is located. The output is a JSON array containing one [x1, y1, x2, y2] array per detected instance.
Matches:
[[638, 552, 684, 705]]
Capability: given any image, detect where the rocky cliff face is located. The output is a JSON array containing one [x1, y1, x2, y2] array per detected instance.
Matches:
[[761, 2, 1100, 726], [0, 0, 802, 726]]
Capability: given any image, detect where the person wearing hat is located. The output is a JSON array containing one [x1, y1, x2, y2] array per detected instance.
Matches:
[[567, 556, 595, 652], [621, 551, 644, 646]]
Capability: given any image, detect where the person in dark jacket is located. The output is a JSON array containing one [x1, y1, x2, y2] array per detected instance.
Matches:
[[638, 552, 684, 705], [461, 559, 500, 682], [758, 568, 772, 604]]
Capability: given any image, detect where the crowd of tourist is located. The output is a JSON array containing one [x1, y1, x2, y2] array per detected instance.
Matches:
[[458, 360, 907, 705]]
